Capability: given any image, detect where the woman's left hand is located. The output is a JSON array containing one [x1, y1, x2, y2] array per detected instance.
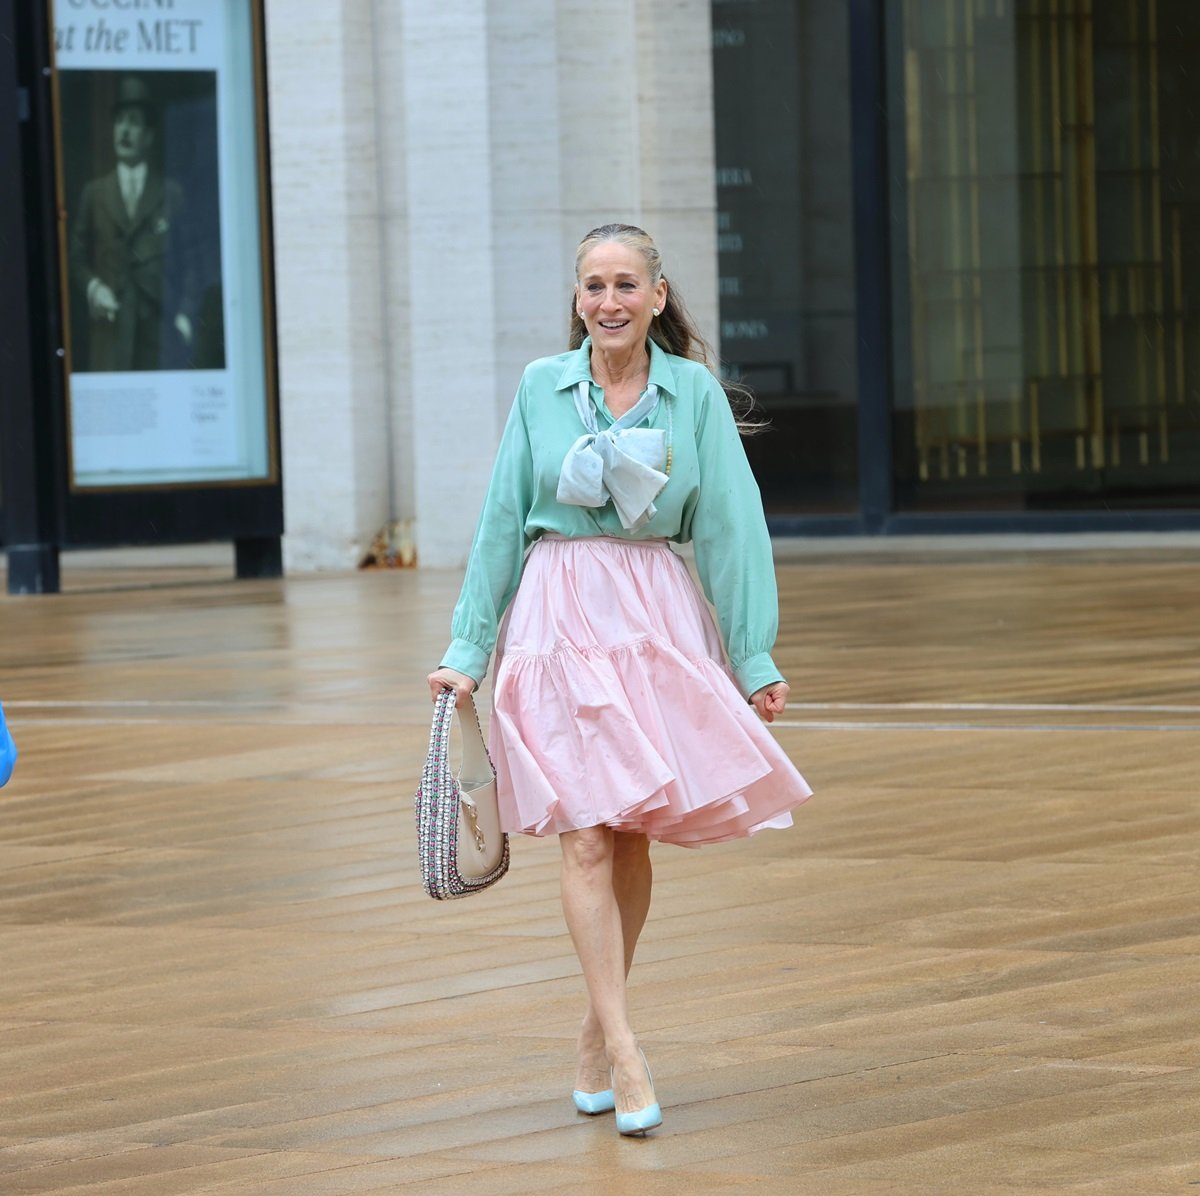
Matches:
[[750, 680, 789, 723]]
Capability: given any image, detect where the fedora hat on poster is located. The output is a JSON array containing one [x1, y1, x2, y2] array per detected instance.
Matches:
[[111, 76, 156, 123]]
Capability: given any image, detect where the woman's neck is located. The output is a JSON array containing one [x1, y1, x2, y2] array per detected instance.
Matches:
[[590, 344, 649, 391]]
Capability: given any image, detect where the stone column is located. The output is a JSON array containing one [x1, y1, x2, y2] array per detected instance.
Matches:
[[265, 0, 389, 570], [399, 0, 502, 568], [635, 0, 720, 351]]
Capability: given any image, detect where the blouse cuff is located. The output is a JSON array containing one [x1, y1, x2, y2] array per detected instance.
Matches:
[[439, 638, 489, 686], [733, 651, 784, 700]]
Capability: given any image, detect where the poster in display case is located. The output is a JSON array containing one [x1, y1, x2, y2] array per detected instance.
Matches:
[[53, 0, 276, 491]]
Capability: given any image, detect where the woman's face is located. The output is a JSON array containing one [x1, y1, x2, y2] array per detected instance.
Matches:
[[576, 242, 668, 358]]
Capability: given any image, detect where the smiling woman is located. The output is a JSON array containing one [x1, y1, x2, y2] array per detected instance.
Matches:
[[423, 222, 812, 1140]]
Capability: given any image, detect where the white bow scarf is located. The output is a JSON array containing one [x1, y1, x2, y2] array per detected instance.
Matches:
[[556, 380, 668, 529]]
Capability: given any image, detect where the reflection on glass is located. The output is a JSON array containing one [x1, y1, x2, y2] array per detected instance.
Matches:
[[711, 0, 859, 515], [895, 0, 1200, 511]]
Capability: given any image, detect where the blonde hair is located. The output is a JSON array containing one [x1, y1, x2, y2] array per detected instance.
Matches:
[[568, 223, 761, 432]]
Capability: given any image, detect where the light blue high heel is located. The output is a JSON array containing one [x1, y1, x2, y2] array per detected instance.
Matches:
[[616, 1100, 662, 1136], [614, 1049, 662, 1137], [572, 1087, 616, 1115]]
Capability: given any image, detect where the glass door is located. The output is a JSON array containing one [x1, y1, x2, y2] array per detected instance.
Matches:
[[892, 0, 1200, 513]]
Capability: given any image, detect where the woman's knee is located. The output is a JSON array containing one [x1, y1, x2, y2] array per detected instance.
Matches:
[[561, 826, 614, 873]]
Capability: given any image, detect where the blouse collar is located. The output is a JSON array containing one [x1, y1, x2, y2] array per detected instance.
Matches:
[[556, 335, 679, 398]]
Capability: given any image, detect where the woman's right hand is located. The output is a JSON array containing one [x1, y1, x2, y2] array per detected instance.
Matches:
[[427, 666, 477, 707]]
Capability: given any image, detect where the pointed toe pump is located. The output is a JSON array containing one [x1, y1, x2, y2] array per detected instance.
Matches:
[[615, 1099, 663, 1136], [614, 1049, 662, 1137], [572, 1087, 616, 1115]]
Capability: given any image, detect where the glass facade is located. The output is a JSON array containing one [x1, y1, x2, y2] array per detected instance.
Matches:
[[713, 0, 1200, 526], [893, 0, 1200, 513], [711, 0, 859, 515]]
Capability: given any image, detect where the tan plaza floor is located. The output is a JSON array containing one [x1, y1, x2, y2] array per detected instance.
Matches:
[[0, 538, 1198, 1194]]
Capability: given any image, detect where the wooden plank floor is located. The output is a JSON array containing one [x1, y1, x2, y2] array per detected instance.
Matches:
[[0, 544, 1198, 1194]]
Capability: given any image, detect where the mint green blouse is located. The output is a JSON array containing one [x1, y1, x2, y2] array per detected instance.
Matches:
[[440, 337, 785, 698]]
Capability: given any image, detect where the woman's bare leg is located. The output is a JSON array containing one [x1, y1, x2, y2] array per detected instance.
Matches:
[[613, 831, 654, 963], [576, 832, 652, 1090], [561, 827, 656, 1111]]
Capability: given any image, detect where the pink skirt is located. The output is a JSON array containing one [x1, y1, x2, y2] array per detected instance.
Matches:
[[489, 535, 812, 846]]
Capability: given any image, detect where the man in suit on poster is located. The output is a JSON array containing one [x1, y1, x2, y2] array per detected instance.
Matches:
[[69, 76, 198, 373]]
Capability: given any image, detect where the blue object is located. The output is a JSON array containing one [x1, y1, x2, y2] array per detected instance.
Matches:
[[614, 1050, 662, 1137], [0, 701, 16, 786], [572, 1087, 616, 1115], [615, 1100, 662, 1137]]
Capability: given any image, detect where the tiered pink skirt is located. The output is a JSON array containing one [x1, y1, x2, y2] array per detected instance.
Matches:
[[489, 536, 812, 846]]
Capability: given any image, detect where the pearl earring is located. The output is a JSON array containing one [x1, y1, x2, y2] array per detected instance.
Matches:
[[652, 307, 660, 317]]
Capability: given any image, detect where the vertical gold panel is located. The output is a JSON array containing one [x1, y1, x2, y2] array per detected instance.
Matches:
[[1172, 208, 1185, 409], [946, 0, 967, 462], [1050, 1, 1069, 376], [1031, 2, 1050, 381], [904, 25, 930, 482], [1061, 5, 1087, 468], [1129, 0, 1149, 464], [1148, 0, 1168, 461], [1074, 1, 1104, 468], [1011, 383, 1022, 473], [966, 0, 987, 475], [1030, 381, 1042, 473]]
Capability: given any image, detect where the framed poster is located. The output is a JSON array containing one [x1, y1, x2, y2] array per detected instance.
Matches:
[[53, 0, 276, 490]]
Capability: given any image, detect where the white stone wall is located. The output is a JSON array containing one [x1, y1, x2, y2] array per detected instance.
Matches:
[[264, 0, 389, 572], [266, 0, 718, 570]]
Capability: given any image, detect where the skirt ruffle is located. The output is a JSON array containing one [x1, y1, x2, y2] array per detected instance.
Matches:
[[490, 536, 812, 846]]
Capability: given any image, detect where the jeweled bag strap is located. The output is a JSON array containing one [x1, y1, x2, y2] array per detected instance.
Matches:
[[429, 688, 456, 778]]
